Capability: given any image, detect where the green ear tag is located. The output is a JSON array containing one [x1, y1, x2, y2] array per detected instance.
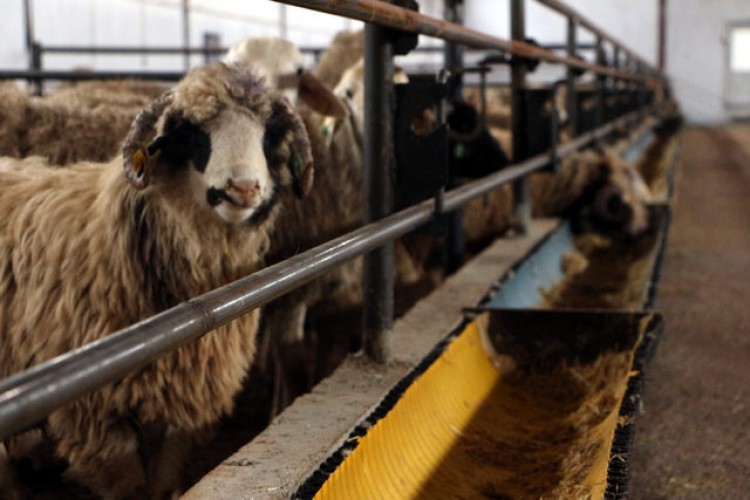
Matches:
[[292, 155, 303, 179]]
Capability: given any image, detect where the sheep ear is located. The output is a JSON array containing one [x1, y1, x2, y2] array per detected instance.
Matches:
[[289, 150, 315, 198], [298, 71, 347, 119], [127, 143, 162, 189], [123, 92, 174, 189], [269, 96, 315, 198]]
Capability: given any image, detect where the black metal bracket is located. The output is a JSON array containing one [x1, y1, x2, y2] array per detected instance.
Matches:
[[480, 37, 543, 73], [385, 0, 419, 56], [548, 81, 564, 174], [393, 74, 449, 233]]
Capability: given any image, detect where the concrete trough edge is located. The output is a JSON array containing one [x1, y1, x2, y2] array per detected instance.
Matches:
[[183, 219, 560, 500]]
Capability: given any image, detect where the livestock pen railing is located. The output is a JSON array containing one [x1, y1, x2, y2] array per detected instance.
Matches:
[[0, 0, 667, 445]]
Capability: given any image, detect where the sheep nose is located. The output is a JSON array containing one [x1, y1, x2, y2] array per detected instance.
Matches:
[[226, 178, 261, 207]]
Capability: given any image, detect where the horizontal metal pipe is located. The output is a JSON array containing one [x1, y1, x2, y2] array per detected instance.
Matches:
[[40, 45, 227, 55], [37, 43, 599, 57], [0, 105, 659, 440], [0, 205, 432, 439], [272, 0, 657, 84], [0, 70, 184, 81]]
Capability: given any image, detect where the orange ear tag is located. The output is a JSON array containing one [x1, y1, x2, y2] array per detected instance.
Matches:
[[131, 147, 147, 177], [131, 144, 162, 181]]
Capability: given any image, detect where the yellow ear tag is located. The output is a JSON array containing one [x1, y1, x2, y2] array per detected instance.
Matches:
[[132, 144, 162, 178], [131, 147, 146, 176]]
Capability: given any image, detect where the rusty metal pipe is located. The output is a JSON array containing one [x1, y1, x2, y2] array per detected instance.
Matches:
[[272, 0, 656, 83]]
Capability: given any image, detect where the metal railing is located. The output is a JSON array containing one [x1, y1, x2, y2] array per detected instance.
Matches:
[[0, 0, 666, 440]]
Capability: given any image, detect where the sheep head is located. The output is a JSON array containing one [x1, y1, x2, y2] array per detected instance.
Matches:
[[122, 62, 314, 225], [224, 37, 345, 118], [321, 58, 409, 146], [573, 155, 652, 240]]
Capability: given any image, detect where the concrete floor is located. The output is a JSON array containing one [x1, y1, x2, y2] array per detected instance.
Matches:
[[628, 126, 750, 498]]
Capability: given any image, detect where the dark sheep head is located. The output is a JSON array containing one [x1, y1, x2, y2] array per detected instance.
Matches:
[[447, 100, 509, 181], [570, 156, 651, 240]]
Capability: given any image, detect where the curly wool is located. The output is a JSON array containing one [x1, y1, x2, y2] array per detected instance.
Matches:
[[0, 158, 266, 481], [0, 81, 142, 165], [0, 62, 303, 498], [312, 30, 365, 89]]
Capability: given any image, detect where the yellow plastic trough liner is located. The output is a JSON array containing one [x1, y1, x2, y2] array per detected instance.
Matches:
[[316, 309, 650, 499]]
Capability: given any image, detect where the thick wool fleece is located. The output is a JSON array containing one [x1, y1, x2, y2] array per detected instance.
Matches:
[[0, 157, 268, 494], [0, 62, 305, 498]]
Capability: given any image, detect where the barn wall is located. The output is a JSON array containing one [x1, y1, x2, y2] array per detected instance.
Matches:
[[0, 0, 357, 73], [666, 0, 750, 123], [2, 0, 747, 123]]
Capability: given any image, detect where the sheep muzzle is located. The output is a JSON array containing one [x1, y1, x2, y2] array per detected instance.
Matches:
[[594, 185, 631, 223]]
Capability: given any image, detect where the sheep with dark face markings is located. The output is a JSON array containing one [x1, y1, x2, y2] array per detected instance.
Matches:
[[0, 61, 313, 499]]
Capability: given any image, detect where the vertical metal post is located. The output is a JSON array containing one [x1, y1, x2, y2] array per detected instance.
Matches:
[[636, 61, 646, 113], [510, 0, 530, 234], [279, 4, 288, 39], [22, 0, 34, 53], [612, 45, 621, 117], [23, 0, 42, 94], [362, 24, 395, 363], [182, 0, 191, 70], [565, 16, 578, 137], [30, 42, 42, 95], [444, 0, 464, 274], [595, 36, 605, 127], [624, 53, 633, 113], [658, 0, 667, 72], [443, 0, 464, 101]]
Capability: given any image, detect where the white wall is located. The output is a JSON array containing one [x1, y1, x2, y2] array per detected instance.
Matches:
[[0, 0, 358, 73], [462, 0, 657, 84], [667, 0, 750, 123], [464, 0, 657, 62], [0, 1, 27, 70]]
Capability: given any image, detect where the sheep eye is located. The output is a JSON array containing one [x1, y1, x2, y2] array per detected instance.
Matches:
[[160, 117, 212, 173], [345, 88, 354, 100]]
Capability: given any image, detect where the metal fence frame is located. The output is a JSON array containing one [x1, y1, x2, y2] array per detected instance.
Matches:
[[0, 0, 666, 440]]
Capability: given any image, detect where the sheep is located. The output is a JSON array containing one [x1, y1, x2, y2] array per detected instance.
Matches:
[[44, 79, 170, 110], [530, 149, 651, 239], [446, 99, 510, 180], [0, 81, 145, 165], [0, 60, 314, 499], [224, 37, 346, 119], [461, 80, 654, 241], [253, 62, 370, 415], [0, 82, 30, 158], [312, 29, 365, 90], [245, 53, 423, 416]]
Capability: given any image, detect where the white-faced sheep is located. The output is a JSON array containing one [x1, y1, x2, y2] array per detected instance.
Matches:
[[224, 37, 346, 119], [0, 61, 313, 499]]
